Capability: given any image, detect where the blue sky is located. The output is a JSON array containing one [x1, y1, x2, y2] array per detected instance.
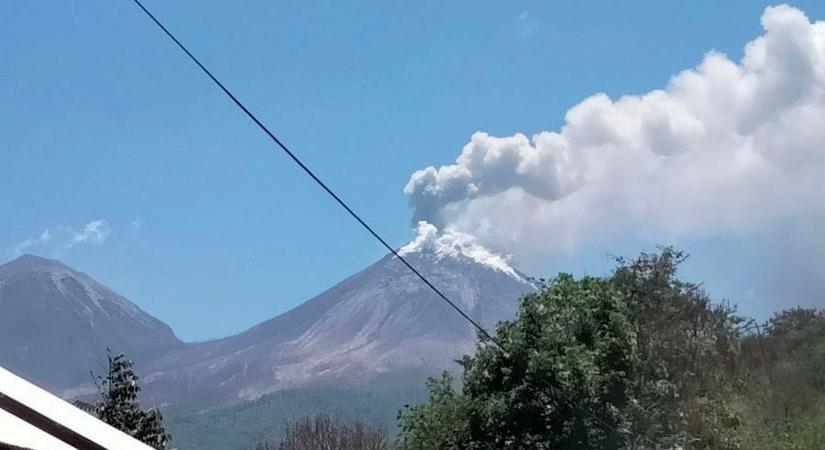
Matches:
[[3, 1, 824, 341]]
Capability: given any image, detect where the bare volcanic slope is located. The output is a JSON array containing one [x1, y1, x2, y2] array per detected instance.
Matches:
[[142, 231, 535, 409], [0, 254, 181, 390]]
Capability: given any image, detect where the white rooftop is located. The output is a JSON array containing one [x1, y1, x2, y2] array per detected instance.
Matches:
[[0, 366, 155, 450]]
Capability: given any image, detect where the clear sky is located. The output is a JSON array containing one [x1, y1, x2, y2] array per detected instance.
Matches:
[[3, 1, 824, 341]]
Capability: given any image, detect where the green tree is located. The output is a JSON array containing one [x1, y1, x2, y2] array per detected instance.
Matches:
[[94, 350, 170, 449], [398, 249, 743, 450], [613, 249, 743, 449], [737, 308, 825, 449], [400, 273, 681, 449], [395, 372, 471, 449]]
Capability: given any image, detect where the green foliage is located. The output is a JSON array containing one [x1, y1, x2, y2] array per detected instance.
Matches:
[[401, 274, 668, 449], [737, 414, 825, 450], [95, 350, 170, 449], [394, 372, 470, 449], [398, 249, 746, 450], [737, 308, 825, 449], [613, 249, 744, 449]]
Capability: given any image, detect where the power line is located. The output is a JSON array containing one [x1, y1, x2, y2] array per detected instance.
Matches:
[[128, 0, 500, 348], [126, 5, 661, 445]]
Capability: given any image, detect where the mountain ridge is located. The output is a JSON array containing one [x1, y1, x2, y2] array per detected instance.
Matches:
[[135, 246, 534, 410], [0, 243, 535, 411]]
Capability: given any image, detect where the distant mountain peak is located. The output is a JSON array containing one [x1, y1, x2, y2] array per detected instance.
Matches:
[[0, 255, 181, 390], [398, 221, 523, 281], [1, 253, 68, 274]]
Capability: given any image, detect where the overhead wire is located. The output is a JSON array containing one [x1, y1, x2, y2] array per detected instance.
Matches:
[[127, 2, 662, 445], [128, 0, 500, 348]]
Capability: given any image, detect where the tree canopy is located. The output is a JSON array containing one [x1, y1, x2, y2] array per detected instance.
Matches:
[[95, 351, 170, 449], [398, 249, 744, 450]]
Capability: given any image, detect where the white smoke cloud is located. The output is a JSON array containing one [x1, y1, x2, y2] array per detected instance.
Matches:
[[10, 220, 112, 258], [405, 5, 825, 264], [399, 221, 523, 280], [64, 220, 111, 250]]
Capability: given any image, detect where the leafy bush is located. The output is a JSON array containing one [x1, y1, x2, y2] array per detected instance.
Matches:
[[398, 249, 745, 449], [737, 308, 825, 449]]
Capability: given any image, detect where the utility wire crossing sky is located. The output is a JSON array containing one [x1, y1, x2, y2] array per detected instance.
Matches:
[[128, 0, 500, 346], [2, 1, 824, 340]]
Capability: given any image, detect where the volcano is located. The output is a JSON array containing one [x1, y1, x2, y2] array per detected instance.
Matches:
[[0, 254, 181, 390], [141, 227, 535, 409]]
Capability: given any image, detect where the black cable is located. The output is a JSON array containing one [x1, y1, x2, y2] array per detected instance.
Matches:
[[125, 7, 662, 445], [128, 0, 501, 348]]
